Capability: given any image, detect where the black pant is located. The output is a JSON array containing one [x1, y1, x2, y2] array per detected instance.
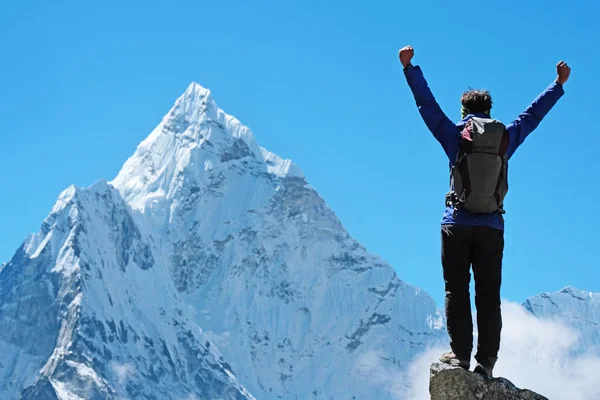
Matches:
[[441, 224, 504, 367]]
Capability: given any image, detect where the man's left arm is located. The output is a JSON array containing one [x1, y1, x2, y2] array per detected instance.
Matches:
[[505, 61, 571, 159]]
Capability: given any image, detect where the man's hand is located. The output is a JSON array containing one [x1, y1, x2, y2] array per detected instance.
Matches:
[[399, 45, 414, 68], [556, 61, 571, 85]]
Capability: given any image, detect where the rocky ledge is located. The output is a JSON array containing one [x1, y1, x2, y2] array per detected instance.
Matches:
[[429, 362, 548, 400]]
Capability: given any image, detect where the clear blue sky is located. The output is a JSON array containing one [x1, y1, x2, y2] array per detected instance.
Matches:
[[1, 0, 598, 307]]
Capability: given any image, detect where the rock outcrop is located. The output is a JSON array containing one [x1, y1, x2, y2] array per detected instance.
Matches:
[[429, 362, 548, 400]]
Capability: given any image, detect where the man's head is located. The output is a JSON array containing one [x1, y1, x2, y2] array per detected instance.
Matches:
[[461, 89, 492, 118]]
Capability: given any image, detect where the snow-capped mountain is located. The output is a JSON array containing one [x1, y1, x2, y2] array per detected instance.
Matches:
[[0, 181, 256, 400], [523, 286, 600, 355], [0, 82, 445, 400]]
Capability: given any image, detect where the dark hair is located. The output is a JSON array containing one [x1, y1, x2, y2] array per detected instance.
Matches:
[[461, 89, 493, 114]]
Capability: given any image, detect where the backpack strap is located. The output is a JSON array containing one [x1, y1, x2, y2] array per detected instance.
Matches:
[[458, 119, 474, 157], [493, 128, 510, 212], [447, 121, 474, 213], [498, 129, 509, 158]]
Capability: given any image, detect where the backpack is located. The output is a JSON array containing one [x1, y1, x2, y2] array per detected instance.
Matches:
[[446, 116, 510, 214]]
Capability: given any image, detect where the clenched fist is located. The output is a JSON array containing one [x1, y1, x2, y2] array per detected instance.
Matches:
[[556, 61, 571, 85], [399, 45, 414, 68]]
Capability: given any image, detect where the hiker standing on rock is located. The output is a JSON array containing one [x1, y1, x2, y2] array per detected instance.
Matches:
[[399, 45, 570, 378]]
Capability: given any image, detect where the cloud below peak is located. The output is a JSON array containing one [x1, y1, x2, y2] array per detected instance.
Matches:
[[404, 300, 600, 400]]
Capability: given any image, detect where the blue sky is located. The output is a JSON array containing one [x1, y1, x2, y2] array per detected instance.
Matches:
[[1, 0, 598, 307]]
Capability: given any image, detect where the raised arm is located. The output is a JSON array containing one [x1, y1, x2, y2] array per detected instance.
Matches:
[[505, 61, 571, 159], [399, 46, 459, 161]]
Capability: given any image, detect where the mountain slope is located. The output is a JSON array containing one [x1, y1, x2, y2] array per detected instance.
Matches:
[[1, 82, 445, 400], [523, 286, 600, 355], [110, 82, 445, 399], [0, 182, 255, 400]]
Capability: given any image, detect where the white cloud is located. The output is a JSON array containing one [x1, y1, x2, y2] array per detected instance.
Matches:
[[404, 300, 600, 400], [111, 362, 135, 389], [353, 350, 405, 399]]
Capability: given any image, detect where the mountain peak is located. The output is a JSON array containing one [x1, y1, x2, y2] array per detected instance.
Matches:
[[185, 81, 211, 97], [50, 184, 78, 214], [165, 81, 216, 131], [173, 81, 215, 120], [110, 82, 303, 217], [2, 82, 445, 400], [523, 285, 600, 357], [557, 286, 595, 299]]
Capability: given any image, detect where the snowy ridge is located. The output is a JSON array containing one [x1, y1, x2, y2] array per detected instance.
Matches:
[[111, 82, 302, 216], [0, 81, 446, 399], [523, 286, 600, 355], [0, 181, 255, 399], [109, 82, 446, 399]]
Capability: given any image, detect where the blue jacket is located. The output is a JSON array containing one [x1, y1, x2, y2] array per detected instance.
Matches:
[[403, 65, 565, 230]]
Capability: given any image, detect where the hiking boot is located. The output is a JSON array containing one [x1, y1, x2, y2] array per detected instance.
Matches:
[[474, 355, 497, 378], [439, 351, 470, 369], [473, 363, 494, 378]]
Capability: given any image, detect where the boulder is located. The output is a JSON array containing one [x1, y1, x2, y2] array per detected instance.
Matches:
[[429, 362, 548, 400]]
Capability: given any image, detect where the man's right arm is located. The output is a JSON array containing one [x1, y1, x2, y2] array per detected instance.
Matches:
[[400, 46, 458, 161]]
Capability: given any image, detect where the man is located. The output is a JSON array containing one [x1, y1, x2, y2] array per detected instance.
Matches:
[[399, 45, 570, 378]]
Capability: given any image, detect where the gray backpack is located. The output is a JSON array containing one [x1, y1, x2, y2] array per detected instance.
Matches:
[[446, 116, 510, 214]]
